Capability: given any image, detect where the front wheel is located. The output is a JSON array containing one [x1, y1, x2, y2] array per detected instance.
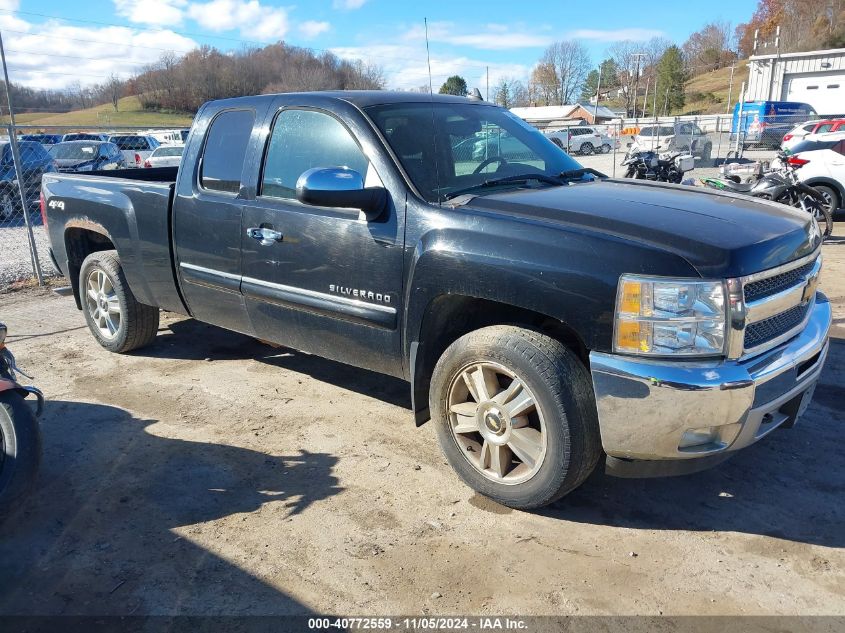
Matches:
[[600, 143, 611, 154], [808, 198, 834, 239], [430, 326, 602, 510], [0, 391, 41, 511], [812, 185, 840, 216], [80, 250, 160, 353], [580, 142, 594, 155]]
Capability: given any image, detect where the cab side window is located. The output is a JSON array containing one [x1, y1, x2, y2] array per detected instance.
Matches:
[[200, 109, 255, 194], [261, 109, 369, 200]]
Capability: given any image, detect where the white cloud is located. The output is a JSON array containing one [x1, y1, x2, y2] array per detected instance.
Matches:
[[299, 20, 330, 38], [404, 21, 552, 50], [332, 0, 367, 9], [187, 0, 289, 41], [113, 0, 187, 26], [330, 44, 530, 93], [567, 28, 666, 42], [6, 21, 197, 90], [0, 0, 30, 31]]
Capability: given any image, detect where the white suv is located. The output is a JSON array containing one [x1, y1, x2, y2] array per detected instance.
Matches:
[[788, 130, 845, 213], [632, 122, 712, 160], [545, 126, 615, 155]]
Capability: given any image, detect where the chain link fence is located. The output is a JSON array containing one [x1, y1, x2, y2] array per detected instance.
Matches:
[[1, 124, 188, 290], [0, 112, 826, 290]]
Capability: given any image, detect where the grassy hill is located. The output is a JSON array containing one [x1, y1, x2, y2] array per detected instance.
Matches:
[[682, 60, 749, 115], [4, 96, 194, 129]]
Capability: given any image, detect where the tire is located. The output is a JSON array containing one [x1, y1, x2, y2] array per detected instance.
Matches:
[[0, 391, 41, 511], [813, 185, 840, 216], [79, 250, 160, 353], [701, 143, 712, 162], [808, 198, 834, 240], [580, 142, 594, 155], [600, 143, 611, 154], [430, 326, 602, 510]]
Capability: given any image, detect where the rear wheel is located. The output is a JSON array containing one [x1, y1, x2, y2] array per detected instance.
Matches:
[[430, 326, 601, 510], [600, 143, 611, 154], [0, 391, 41, 510], [80, 250, 160, 353], [701, 143, 712, 162], [580, 142, 594, 155], [812, 185, 840, 216]]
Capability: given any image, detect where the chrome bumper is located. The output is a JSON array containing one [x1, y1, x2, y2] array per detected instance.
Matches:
[[589, 293, 831, 464]]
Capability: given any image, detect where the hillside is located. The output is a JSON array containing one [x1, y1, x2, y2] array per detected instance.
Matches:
[[4, 96, 194, 129], [682, 60, 749, 115]]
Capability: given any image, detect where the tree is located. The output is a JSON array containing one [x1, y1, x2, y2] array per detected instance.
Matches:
[[580, 58, 621, 101], [106, 74, 123, 112], [539, 40, 591, 105], [608, 40, 642, 116], [736, 0, 844, 57], [528, 62, 559, 106], [655, 45, 687, 114], [438, 75, 468, 96], [683, 21, 734, 72], [493, 77, 528, 108]]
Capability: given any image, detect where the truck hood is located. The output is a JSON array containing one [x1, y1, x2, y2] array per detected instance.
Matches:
[[461, 179, 820, 278]]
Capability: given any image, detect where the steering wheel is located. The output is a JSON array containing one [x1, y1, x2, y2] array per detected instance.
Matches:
[[473, 156, 508, 174]]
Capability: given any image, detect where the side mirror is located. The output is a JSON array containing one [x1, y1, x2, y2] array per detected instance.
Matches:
[[296, 167, 387, 219]]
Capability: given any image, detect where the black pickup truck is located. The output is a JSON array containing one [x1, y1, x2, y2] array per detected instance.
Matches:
[[41, 92, 830, 509]]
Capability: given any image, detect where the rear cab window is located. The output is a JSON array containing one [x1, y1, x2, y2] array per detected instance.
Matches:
[[200, 109, 255, 194]]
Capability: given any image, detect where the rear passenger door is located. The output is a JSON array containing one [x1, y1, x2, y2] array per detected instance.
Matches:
[[173, 107, 259, 336]]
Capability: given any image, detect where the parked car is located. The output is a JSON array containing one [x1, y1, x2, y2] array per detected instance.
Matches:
[[20, 133, 62, 147], [144, 144, 184, 168], [631, 122, 712, 160], [545, 126, 615, 155], [780, 119, 845, 151], [108, 134, 160, 167], [0, 140, 56, 220], [731, 101, 817, 148], [42, 91, 829, 510], [48, 141, 126, 173], [61, 133, 109, 143], [786, 131, 845, 214]]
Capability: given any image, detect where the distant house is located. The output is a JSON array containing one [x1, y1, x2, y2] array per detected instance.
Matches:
[[510, 103, 619, 129]]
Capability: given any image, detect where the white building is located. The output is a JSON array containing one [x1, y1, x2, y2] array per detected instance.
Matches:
[[746, 47, 845, 115]]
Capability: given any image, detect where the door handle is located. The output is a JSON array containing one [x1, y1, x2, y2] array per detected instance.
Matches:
[[247, 227, 284, 245]]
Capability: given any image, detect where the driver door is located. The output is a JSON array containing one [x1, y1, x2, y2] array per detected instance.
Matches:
[[239, 102, 406, 376]]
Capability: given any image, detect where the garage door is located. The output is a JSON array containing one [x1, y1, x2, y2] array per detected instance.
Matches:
[[782, 71, 845, 115]]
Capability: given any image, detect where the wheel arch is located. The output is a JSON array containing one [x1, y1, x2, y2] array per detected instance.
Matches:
[[64, 222, 116, 309], [408, 293, 589, 426]]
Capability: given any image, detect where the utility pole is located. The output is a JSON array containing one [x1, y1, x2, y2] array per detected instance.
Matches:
[[593, 62, 603, 125], [726, 63, 736, 114], [0, 29, 43, 285], [663, 85, 670, 116], [641, 76, 650, 122], [631, 53, 646, 123]]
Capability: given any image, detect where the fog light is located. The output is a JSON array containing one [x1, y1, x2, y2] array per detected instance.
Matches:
[[679, 427, 719, 449], [678, 423, 741, 451]]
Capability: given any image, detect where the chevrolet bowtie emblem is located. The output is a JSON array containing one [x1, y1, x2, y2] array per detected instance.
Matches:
[[801, 273, 819, 306]]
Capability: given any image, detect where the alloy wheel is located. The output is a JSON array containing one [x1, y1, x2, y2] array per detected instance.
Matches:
[[85, 269, 121, 339], [447, 362, 547, 484]]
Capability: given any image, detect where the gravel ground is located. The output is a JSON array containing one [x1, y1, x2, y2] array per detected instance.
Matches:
[[0, 223, 57, 286], [0, 224, 842, 618]]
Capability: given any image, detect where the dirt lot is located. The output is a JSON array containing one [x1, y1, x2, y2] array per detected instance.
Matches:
[[0, 230, 844, 618]]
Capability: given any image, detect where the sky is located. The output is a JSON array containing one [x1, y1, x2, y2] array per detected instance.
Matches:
[[1, 0, 758, 94]]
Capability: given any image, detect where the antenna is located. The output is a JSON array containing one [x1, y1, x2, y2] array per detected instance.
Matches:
[[423, 18, 442, 204], [424, 18, 434, 95]]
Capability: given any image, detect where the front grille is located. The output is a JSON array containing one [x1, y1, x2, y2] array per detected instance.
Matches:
[[744, 260, 816, 302], [744, 302, 810, 349]]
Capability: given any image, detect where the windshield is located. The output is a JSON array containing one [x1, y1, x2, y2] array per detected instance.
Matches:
[[366, 102, 582, 202], [50, 143, 99, 159], [152, 145, 184, 157], [638, 126, 675, 137]]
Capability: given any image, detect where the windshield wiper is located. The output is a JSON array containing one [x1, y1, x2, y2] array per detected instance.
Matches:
[[444, 173, 565, 200], [559, 167, 607, 181]]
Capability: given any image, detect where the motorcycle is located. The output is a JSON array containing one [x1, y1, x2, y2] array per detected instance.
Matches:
[[622, 140, 694, 184], [0, 322, 43, 511], [700, 152, 833, 239]]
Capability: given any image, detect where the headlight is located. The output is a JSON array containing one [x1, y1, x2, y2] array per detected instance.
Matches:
[[614, 275, 726, 357]]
